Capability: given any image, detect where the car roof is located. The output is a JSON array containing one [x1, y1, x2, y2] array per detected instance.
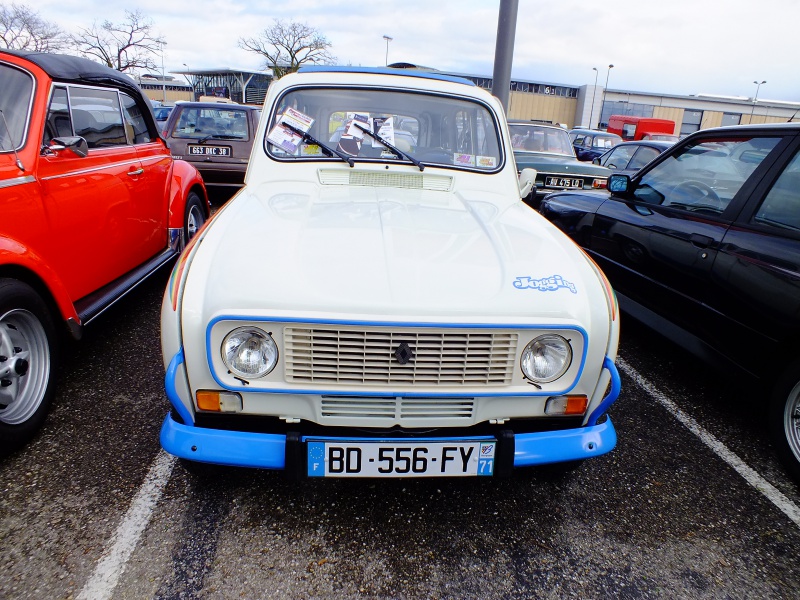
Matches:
[[0, 49, 144, 97], [508, 120, 565, 131], [174, 101, 258, 110], [569, 129, 620, 137], [614, 140, 674, 149], [298, 65, 476, 87]]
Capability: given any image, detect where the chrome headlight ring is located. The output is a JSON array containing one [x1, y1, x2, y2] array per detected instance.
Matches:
[[520, 334, 573, 384], [221, 326, 279, 379]]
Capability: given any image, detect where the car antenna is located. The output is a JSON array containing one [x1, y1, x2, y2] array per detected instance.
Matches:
[[0, 109, 25, 171]]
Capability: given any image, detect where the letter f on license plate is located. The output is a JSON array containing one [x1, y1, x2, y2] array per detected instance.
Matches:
[[306, 440, 496, 478]]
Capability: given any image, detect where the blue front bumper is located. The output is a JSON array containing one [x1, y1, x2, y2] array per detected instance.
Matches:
[[162, 351, 621, 473], [160, 413, 617, 471]]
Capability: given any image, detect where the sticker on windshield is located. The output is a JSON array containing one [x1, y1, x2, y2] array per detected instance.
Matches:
[[476, 156, 497, 168], [454, 153, 476, 166], [514, 275, 577, 294], [267, 107, 315, 154]]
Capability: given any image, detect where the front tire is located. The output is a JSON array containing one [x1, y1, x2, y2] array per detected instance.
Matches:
[[770, 364, 800, 483], [0, 279, 58, 454], [183, 191, 206, 246]]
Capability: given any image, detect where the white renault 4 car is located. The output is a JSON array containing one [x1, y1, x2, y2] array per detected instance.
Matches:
[[160, 66, 621, 479]]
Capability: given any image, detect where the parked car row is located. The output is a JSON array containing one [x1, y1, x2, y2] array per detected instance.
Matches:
[[538, 122, 800, 482], [0, 49, 210, 452]]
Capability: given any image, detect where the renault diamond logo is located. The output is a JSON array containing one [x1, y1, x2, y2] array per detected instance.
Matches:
[[394, 342, 414, 365]]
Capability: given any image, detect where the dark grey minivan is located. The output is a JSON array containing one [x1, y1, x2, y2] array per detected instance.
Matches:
[[163, 101, 261, 193]]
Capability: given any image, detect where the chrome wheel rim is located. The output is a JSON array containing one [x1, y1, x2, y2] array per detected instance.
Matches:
[[0, 309, 50, 425], [186, 204, 205, 239], [783, 380, 800, 463]]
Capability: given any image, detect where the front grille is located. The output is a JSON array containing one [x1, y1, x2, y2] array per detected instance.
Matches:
[[284, 327, 518, 387], [318, 169, 454, 191], [320, 396, 475, 420]]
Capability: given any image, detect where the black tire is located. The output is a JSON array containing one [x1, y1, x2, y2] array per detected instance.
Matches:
[[0, 279, 58, 454], [183, 191, 206, 247], [769, 363, 800, 483]]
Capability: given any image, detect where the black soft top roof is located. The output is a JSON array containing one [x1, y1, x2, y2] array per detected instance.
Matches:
[[1, 49, 145, 98]]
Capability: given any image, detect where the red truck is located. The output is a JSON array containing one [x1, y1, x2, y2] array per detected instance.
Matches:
[[607, 116, 678, 141]]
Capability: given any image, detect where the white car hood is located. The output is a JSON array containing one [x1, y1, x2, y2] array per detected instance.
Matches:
[[183, 180, 600, 322]]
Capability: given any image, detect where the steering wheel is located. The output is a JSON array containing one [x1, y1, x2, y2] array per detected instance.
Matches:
[[669, 180, 724, 211]]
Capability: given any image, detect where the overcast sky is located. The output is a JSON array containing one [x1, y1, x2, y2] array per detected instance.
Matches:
[[24, 0, 800, 103]]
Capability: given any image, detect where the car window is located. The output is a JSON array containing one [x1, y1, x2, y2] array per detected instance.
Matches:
[[69, 86, 127, 148], [633, 136, 781, 213], [120, 91, 152, 144], [43, 86, 71, 146], [266, 87, 502, 171], [603, 145, 637, 169], [593, 135, 619, 149], [627, 146, 660, 171], [753, 150, 800, 232], [0, 62, 34, 152], [509, 124, 573, 156]]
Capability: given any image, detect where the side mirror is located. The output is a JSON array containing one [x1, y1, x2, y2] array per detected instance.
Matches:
[[608, 173, 631, 194], [50, 136, 89, 158], [518, 168, 537, 198], [592, 157, 601, 165]]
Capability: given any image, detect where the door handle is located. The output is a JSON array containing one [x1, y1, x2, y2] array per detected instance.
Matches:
[[127, 168, 144, 176], [689, 233, 714, 248]]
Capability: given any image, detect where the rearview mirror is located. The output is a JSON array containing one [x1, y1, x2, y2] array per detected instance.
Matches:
[[50, 136, 89, 158], [608, 173, 631, 194], [518, 168, 537, 198]]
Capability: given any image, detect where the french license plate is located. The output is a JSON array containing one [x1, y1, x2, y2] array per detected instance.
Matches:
[[188, 144, 231, 157], [306, 440, 496, 478], [546, 176, 582, 188]]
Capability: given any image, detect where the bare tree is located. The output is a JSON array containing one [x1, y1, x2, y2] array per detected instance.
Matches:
[[70, 9, 164, 73], [0, 3, 67, 51], [239, 20, 335, 78]]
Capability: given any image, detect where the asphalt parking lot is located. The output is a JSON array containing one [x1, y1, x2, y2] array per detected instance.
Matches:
[[1, 270, 799, 599]]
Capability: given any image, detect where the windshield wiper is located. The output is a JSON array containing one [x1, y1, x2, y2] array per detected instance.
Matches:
[[281, 122, 354, 167], [353, 123, 424, 171], [196, 133, 244, 143]]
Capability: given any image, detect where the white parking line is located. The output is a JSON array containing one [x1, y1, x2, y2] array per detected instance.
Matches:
[[618, 357, 800, 528], [77, 451, 176, 600]]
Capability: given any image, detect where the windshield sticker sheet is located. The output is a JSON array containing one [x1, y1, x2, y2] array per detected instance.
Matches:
[[476, 156, 497, 168], [514, 275, 577, 294], [267, 107, 315, 154], [454, 153, 476, 167], [371, 116, 395, 147]]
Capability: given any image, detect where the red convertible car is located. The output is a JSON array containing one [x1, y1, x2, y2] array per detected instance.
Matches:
[[0, 49, 209, 452]]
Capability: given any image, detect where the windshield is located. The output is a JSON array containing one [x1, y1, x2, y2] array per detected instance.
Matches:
[[265, 87, 503, 171], [169, 106, 252, 140], [0, 63, 34, 152], [508, 124, 573, 156]]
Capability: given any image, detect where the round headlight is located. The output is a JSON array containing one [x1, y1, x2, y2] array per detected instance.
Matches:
[[221, 327, 278, 379], [520, 334, 572, 383]]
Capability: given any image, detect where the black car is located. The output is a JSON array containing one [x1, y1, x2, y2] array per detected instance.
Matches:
[[569, 128, 622, 162], [539, 123, 800, 482], [593, 139, 674, 176]]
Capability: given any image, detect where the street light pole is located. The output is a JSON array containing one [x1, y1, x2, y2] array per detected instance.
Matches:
[[160, 41, 167, 103], [382, 35, 393, 67], [601, 64, 614, 129], [589, 67, 598, 129], [751, 80, 767, 122]]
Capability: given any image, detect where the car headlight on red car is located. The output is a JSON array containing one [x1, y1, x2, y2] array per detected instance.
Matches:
[[520, 334, 572, 383], [221, 327, 279, 379]]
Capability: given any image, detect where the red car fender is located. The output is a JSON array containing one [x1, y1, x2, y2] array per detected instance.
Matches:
[[167, 159, 209, 230], [0, 236, 80, 324]]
